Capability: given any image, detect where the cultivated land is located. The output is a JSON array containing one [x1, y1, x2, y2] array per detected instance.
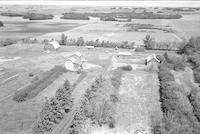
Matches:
[[0, 42, 163, 134]]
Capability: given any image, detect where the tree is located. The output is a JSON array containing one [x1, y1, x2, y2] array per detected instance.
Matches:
[[143, 34, 155, 49], [60, 33, 67, 45], [0, 21, 4, 27], [76, 37, 84, 46]]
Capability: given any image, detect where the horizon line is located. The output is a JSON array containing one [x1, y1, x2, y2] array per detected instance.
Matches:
[[0, 1, 200, 7]]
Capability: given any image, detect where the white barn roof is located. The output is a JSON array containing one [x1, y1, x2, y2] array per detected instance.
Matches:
[[146, 54, 160, 63], [49, 41, 60, 49]]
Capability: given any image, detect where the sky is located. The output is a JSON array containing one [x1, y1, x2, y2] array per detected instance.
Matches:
[[0, 1, 200, 7]]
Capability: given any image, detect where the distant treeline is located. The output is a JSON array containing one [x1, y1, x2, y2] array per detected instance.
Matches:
[[1, 12, 25, 17], [124, 23, 174, 33], [163, 7, 200, 12], [61, 13, 89, 20], [60, 11, 182, 21], [0, 12, 54, 20], [23, 13, 54, 20]]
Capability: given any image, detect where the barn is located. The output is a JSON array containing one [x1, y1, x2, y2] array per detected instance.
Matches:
[[145, 54, 161, 71], [44, 40, 60, 51], [65, 52, 86, 72]]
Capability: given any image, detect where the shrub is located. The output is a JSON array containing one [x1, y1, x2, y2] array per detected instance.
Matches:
[[164, 52, 186, 71], [193, 67, 200, 83], [183, 36, 200, 55], [120, 65, 132, 71], [188, 54, 200, 69], [0, 39, 14, 46], [110, 68, 123, 89], [188, 89, 200, 122], [29, 73, 34, 77], [158, 65, 175, 82]]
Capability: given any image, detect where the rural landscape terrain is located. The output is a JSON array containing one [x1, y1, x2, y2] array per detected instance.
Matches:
[[0, 4, 200, 134]]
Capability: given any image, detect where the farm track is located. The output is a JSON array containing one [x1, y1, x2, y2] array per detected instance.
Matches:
[[51, 69, 102, 134], [0, 74, 19, 86]]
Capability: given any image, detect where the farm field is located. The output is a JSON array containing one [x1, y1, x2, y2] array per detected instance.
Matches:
[[37, 14, 200, 44], [0, 42, 164, 134], [0, 15, 87, 41]]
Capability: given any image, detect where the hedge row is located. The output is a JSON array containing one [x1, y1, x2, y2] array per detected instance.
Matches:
[[153, 64, 200, 134], [13, 66, 66, 102], [163, 52, 186, 71], [68, 76, 104, 134], [68, 71, 122, 133], [32, 80, 73, 134]]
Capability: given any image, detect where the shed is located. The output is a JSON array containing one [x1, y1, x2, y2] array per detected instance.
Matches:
[[44, 40, 60, 51]]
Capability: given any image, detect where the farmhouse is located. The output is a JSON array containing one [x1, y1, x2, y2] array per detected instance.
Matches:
[[65, 52, 87, 71], [145, 54, 161, 70], [44, 40, 60, 51]]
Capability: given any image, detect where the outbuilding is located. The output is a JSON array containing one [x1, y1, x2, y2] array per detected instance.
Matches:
[[117, 52, 132, 59], [65, 52, 87, 72], [44, 40, 60, 51], [85, 46, 94, 49]]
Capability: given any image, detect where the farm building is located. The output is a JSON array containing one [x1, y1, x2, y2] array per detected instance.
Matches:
[[44, 40, 60, 51], [117, 52, 132, 58], [145, 54, 161, 71], [65, 52, 87, 72], [85, 46, 94, 49]]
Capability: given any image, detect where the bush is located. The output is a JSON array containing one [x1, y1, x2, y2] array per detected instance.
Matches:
[[120, 65, 132, 71], [193, 67, 200, 83], [110, 68, 123, 89], [183, 36, 200, 55], [29, 73, 34, 77], [0, 39, 14, 47], [188, 89, 200, 122], [164, 52, 186, 71], [158, 64, 175, 82]]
